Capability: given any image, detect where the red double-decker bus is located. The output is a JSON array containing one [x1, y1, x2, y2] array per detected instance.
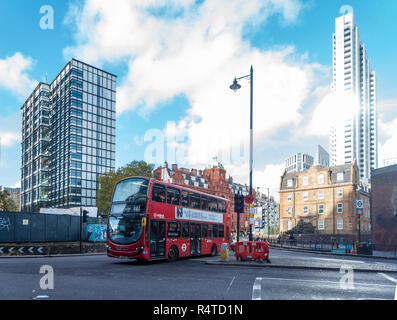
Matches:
[[106, 176, 231, 261]]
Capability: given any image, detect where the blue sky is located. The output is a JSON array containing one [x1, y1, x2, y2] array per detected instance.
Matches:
[[1, 0, 397, 197]]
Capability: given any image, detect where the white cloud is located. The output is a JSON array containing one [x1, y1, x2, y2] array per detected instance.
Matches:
[[305, 90, 361, 138], [377, 99, 397, 166], [0, 131, 20, 147], [65, 0, 332, 188], [0, 52, 37, 99], [0, 113, 21, 148], [225, 162, 284, 200]]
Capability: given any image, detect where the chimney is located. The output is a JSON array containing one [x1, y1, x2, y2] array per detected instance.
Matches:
[[172, 164, 178, 171]]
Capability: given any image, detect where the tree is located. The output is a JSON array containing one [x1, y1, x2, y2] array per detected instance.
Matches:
[[286, 220, 315, 234], [0, 190, 18, 212], [96, 160, 154, 216]]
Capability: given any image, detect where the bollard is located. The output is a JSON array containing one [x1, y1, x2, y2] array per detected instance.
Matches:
[[221, 243, 229, 260]]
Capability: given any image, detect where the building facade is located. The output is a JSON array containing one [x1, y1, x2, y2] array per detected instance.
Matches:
[[371, 164, 397, 248], [0, 186, 21, 211], [21, 59, 116, 212], [285, 153, 314, 173], [154, 161, 253, 235], [254, 190, 279, 238], [329, 10, 378, 183], [279, 161, 371, 241]]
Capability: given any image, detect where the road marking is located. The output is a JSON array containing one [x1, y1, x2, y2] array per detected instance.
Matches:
[[33, 295, 50, 300], [225, 275, 236, 296], [378, 273, 397, 283], [252, 277, 262, 300], [378, 273, 397, 300], [255, 276, 395, 288]]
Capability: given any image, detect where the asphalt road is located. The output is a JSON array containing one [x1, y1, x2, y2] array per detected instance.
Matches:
[[0, 249, 396, 300]]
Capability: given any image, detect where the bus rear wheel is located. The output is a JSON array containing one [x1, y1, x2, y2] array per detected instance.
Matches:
[[211, 245, 217, 256], [168, 245, 179, 262]]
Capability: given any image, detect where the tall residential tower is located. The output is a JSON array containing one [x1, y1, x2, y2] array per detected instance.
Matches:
[[21, 59, 116, 212], [329, 10, 377, 183]]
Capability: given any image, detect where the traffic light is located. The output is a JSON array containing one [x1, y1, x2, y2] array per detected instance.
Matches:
[[262, 207, 266, 222], [234, 193, 244, 213], [82, 210, 89, 223]]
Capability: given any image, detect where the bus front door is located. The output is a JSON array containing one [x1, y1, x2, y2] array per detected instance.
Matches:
[[150, 220, 166, 259], [190, 223, 201, 256]]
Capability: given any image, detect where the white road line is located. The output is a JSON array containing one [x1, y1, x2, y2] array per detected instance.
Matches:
[[252, 277, 263, 300], [256, 276, 395, 288], [378, 273, 397, 283], [378, 273, 397, 300], [225, 275, 236, 295]]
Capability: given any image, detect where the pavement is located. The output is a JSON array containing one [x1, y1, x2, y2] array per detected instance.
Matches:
[[268, 243, 397, 260], [206, 249, 397, 273]]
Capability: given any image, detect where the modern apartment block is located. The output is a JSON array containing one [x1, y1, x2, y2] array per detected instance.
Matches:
[[21, 59, 116, 212], [315, 144, 330, 167], [285, 153, 314, 173], [329, 10, 378, 183]]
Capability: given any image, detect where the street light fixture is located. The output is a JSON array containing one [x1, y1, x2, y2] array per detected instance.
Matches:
[[230, 65, 253, 241]]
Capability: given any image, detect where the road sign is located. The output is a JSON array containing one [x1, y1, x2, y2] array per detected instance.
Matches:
[[245, 194, 254, 204], [356, 200, 364, 215]]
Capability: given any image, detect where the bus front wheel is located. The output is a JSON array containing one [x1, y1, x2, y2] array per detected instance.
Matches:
[[168, 246, 179, 262]]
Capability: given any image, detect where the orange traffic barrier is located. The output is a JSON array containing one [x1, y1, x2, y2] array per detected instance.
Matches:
[[234, 241, 270, 263]]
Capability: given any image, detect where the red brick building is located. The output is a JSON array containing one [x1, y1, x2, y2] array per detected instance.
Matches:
[[154, 161, 254, 235]]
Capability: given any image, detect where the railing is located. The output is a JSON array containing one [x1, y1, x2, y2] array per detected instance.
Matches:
[[268, 238, 397, 257]]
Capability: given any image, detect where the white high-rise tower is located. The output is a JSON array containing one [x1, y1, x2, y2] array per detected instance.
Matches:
[[329, 8, 377, 183]]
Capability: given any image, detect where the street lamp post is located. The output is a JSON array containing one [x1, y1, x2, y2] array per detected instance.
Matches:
[[230, 66, 254, 241]]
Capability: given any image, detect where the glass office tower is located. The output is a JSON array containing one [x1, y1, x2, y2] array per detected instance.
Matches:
[[21, 59, 116, 212]]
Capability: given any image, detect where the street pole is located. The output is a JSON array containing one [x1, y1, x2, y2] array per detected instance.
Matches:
[[79, 207, 82, 253], [230, 66, 254, 242], [249, 65, 253, 242], [267, 187, 270, 241]]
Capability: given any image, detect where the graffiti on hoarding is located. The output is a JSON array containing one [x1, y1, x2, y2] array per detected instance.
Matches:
[[0, 217, 11, 232]]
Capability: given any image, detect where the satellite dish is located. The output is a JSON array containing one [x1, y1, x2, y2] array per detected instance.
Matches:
[[339, 5, 353, 15]]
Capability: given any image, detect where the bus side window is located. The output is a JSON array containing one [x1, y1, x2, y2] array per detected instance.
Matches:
[[209, 197, 218, 212], [202, 223, 208, 238], [219, 199, 226, 213], [190, 192, 201, 209], [167, 187, 181, 206], [152, 184, 166, 203], [182, 222, 189, 238], [167, 221, 181, 238], [211, 224, 218, 238], [219, 224, 224, 238], [181, 190, 189, 207], [201, 195, 208, 210]]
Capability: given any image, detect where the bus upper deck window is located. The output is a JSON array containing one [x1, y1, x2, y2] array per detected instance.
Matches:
[[152, 184, 166, 203]]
